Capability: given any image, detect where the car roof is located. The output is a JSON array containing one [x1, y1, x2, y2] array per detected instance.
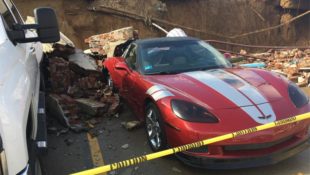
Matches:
[[135, 37, 200, 46]]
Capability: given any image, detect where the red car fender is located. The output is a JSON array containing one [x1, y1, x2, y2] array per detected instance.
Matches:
[[103, 57, 127, 90]]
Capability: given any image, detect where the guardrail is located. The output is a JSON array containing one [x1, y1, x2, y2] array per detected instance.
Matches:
[[71, 112, 310, 175]]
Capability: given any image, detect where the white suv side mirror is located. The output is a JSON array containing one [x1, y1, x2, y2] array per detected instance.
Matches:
[[9, 7, 60, 43]]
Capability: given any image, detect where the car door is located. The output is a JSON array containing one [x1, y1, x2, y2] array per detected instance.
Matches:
[[110, 45, 132, 93], [0, 0, 40, 174], [0, 0, 39, 109], [1, 0, 39, 90], [122, 44, 143, 112]]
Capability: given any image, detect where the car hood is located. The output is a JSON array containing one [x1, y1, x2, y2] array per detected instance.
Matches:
[[143, 68, 286, 124]]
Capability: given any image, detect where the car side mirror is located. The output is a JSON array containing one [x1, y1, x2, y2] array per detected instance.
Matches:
[[10, 7, 60, 43], [115, 62, 131, 72], [34, 7, 60, 43]]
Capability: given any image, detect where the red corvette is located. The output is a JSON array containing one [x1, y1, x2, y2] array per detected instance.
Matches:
[[103, 37, 310, 169]]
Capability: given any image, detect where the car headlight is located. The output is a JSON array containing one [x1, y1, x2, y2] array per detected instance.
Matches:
[[288, 83, 309, 108], [171, 99, 219, 123]]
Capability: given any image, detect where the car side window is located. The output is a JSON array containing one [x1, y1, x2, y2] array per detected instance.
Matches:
[[125, 44, 138, 70], [0, 1, 15, 29], [0, 0, 23, 40]]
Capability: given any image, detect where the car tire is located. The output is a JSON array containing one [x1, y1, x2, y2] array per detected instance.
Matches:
[[26, 128, 44, 175], [145, 102, 167, 151], [107, 74, 114, 89], [28, 148, 44, 175], [106, 73, 118, 93]]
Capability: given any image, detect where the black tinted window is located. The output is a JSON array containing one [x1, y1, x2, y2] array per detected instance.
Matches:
[[140, 40, 231, 75], [9, 1, 23, 23], [0, 1, 16, 29], [125, 45, 137, 70]]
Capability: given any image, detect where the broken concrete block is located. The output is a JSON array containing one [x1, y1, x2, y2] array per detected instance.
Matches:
[[85, 26, 134, 57], [76, 98, 108, 116], [49, 43, 76, 58], [46, 94, 86, 132], [69, 49, 99, 71], [46, 94, 71, 127]]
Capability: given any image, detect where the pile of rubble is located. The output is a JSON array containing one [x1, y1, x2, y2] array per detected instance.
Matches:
[[44, 27, 143, 135], [45, 43, 120, 133], [84, 26, 134, 57], [230, 48, 310, 87]]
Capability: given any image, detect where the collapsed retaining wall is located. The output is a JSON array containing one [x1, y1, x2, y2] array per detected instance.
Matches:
[[15, 0, 309, 49]]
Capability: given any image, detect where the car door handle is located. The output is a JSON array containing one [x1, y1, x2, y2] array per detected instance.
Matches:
[[30, 46, 36, 53]]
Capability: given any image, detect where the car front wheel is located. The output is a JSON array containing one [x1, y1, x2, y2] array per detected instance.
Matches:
[[145, 103, 167, 151], [33, 157, 43, 175]]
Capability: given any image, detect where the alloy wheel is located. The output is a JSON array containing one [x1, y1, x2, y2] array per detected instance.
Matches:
[[146, 109, 162, 149]]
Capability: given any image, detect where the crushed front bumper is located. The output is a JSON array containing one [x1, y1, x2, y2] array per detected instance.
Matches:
[[176, 136, 310, 169]]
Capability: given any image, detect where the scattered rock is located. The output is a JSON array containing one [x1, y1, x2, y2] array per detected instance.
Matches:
[[70, 124, 89, 133], [64, 138, 74, 146], [121, 144, 129, 149], [47, 127, 58, 134], [240, 49, 247, 55], [57, 128, 70, 136], [172, 167, 182, 173], [133, 166, 139, 171], [88, 127, 105, 138], [121, 121, 142, 131]]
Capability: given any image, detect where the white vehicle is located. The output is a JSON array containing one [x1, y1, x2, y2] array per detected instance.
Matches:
[[0, 1, 59, 174]]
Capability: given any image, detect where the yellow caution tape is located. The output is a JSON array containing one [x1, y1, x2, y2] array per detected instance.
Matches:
[[71, 112, 310, 175]]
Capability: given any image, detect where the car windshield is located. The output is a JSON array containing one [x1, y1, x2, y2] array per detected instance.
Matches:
[[140, 39, 232, 75]]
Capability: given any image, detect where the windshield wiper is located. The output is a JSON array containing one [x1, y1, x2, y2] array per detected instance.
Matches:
[[199, 65, 225, 70], [183, 65, 226, 72], [145, 66, 226, 75], [145, 71, 180, 75]]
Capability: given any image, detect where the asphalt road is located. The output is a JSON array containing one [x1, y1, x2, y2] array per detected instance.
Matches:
[[42, 89, 310, 175]]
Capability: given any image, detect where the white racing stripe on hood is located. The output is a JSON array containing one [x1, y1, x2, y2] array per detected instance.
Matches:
[[152, 90, 174, 101], [146, 85, 174, 101], [146, 85, 166, 95], [184, 71, 253, 106], [211, 69, 268, 104], [184, 70, 276, 124], [257, 103, 277, 123]]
